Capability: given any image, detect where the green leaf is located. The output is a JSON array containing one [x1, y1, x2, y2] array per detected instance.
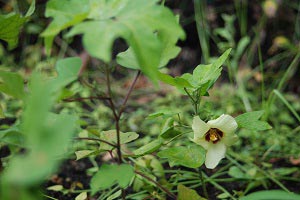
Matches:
[[47, 185, 64, 192], [159, 48, 231, 94], [187, 48, 232, 90], [228, 166, 250, 179], [43, 0, 185, 83], [41, 0, 90, 53], [177, 184, 205, 200], [50, 57, 82, 91], [272, 167, 299, 176], [75, 192, 87, 200], [160, 127, 181, 140], [0, 71, 24, 99], [75, 150, 96, 161], [90, 164, 134, 194], [240, 190, 300, 200], [117, 15, 183, 69], [217, 193, 231, 199], [158, 72, 192, 92], [1, 72, 78, 186], [135, 155, 164, 178], [0, 14, 27, 49], [157, 145, 205, 168], [3, 114, 78, 186], [235, 111, 272, 131], [0, 1, 34, 49], [133, 138, 163, 156], [234, 36, 250, 61], [25, 0, 36, 17], [0, 127, 24, 146], [100, 130, 139, 151]]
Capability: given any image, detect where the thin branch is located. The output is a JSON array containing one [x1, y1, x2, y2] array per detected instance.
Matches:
[[135, 170, 177, 200], [184, 87, 195, 102], [75, 137, 117, 148], [108, 98, 119, 120], [105, 65, 119, 120], [79, 77, 96, 90], [105, 65, 122, 165], [104, 69, 141, 200], [184, 87, 199, 115], [118, 71, 141, 116], [54, 36, 78, 57], [115, 118, 122, 164]]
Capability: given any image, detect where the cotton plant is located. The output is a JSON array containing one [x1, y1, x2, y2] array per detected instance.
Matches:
[[157, 49, 271, 172]]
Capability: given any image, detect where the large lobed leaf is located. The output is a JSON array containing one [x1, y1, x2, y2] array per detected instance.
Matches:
[[116, 15, 183, 69], [41, 0, 90, 53], [42, 0, 185, 83]]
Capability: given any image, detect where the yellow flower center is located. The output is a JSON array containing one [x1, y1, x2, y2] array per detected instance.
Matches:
[[205, 128, 223, 144]]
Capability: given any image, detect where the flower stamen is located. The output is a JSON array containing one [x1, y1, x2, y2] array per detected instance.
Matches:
[[205, 128, 223, 144]]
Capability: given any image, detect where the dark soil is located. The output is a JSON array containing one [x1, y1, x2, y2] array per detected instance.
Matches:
[[44, 158, 93, 200]]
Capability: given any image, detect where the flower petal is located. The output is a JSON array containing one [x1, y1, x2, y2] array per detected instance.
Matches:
[[192, 116, 210, 139], [207, 114, 237, 134], [192, 138, 209, 150], [205, 142, 226, 169]]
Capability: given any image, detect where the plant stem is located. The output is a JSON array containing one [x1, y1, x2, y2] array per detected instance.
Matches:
[[119, 71, 141, 117], [105, 65, 122, 164], [135, 170, 177, 199], [199, 169, 208, 199], [184, 87, 199, 115], [115, 119, 122, 164], [75, 137, 117, 148], [104, 66, 125, 199]]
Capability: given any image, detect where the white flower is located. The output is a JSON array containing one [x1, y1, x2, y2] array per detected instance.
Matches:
[[192, 114, 238, 169]]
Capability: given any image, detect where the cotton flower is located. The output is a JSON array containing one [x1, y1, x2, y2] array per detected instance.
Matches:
[[192, 114, 238, 169]]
